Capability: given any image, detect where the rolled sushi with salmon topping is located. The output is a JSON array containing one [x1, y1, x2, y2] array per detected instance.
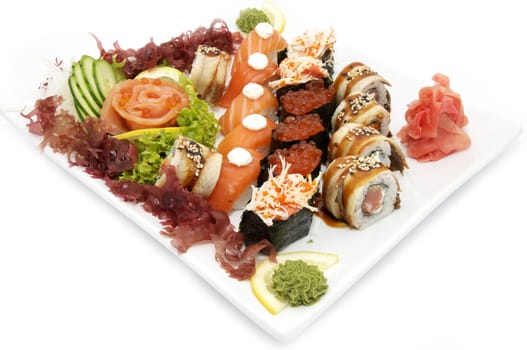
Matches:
[[240, 157, 320, 251]]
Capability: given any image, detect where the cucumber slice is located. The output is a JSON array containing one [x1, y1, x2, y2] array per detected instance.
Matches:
[[94, 59, 118, 101], [79, 55, 105, 106], [71, 62, 102, 115], [68, 75, 99, 120]]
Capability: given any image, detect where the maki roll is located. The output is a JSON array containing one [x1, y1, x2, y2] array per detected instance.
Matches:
[[286, 27, 336, 76], [271, 114, 329, 157], [328, 123, 408, 173], [189, 45, 231, 105], [240, 158, 320, 251], [331, 92, 391, 136], [258, 140, 323, 184], [158, 136, 222, 197], [334, 62, 391, 112], [268, 27, 336, 93], [322, 155, 401, 229], [278, 79, 336, 128]]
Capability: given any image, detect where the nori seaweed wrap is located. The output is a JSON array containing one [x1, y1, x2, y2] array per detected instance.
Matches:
[[258, 140, 323, 185], [239, 158, 320, 252], [276, 79, 336, 128], [240, 208, 313, 251], [271, 114, 330, 159]]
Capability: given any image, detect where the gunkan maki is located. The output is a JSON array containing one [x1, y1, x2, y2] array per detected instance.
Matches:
[[239, 157, 320, 252]]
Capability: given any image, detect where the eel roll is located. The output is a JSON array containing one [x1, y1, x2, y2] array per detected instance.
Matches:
[[322, 155, 401, 229], [328, 122, 408, 173], [240, 158, 320, 251], [334, 62, 391, 112], [331, 92, 391, 136]]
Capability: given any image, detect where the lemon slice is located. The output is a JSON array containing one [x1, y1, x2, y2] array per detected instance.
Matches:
[[135, 66, 185, 85], [262, 0, 286, 33], [114, 127, 182, 140], [251, 251, 339, 315]]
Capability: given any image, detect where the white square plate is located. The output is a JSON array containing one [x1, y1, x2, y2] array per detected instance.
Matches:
[[0, 2, 522, 340]]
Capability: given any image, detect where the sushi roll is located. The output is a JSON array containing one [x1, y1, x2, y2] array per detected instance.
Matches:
[[322, 155, 401, 229], [271, 114, 329, 158], [240, 158, 320, 251], [286, 27, 337, 76], [331, 92, 391, 136], [328, 122, 408, 173], [258, 140, 323, 184], [157, 136, 222, 197], [277, 79, 336, 128], [334, 62, 391, 112], [268, 56, 331, 93], [189, 45, 231, 105]]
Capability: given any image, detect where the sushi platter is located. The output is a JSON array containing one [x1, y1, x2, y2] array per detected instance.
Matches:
[[0, 0, 523, 342]]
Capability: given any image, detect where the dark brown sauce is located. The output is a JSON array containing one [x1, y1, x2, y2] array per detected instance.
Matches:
[[313, 195, 348, 228]]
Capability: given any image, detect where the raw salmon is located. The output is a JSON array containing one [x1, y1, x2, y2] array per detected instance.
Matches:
[[218, 58, 278, 108], [207, 148, 263, 213], [230, 24, 287, 77], [217, 114, 277, 157], [218, 83, 278, 134]]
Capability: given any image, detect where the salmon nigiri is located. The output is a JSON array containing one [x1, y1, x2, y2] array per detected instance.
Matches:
[[231, 22, 287, 74], [218, 53, 278, 108], [207, 147, 263, 213], [218, 83, 278, 134], [217, 113, 277, 157]]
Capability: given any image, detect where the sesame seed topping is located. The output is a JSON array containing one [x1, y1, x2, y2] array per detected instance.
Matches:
[[177, 139, 206, 177], [198, 45, 221, 56], [346, 64, 375, 81], [349, 125, 380, 136], [347, 93, 375, 115]]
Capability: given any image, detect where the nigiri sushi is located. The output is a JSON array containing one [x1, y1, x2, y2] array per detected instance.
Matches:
[[217, 113, 277, 157], [207, 147, 263, 213], [218, 52, 278, 108], [230, 22, 287, 77], [218, 82, 278, 134]]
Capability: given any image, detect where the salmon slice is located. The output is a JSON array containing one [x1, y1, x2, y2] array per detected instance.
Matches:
[[100, 77, 189, 134], [207, 148, 263, 213], [218, 58, 278, 108], [230, 25, 287, 77], [217, 114, 277, 157], [218, 83, 278, 134]]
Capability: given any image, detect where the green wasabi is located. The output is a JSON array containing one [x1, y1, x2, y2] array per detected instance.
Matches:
[[271, 260, 328, 307], [236, 8, 270, 34]]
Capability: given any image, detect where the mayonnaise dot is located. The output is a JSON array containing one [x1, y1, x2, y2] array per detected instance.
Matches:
[[227, 147, 253, 167], [242, 83, 265, 100], [248, 52, 268, 70], [242, 113, 267, 131], [255, 22, 274, 39]]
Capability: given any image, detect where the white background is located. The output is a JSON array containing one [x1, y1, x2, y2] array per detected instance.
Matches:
[[1, 0, 526, 349]]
